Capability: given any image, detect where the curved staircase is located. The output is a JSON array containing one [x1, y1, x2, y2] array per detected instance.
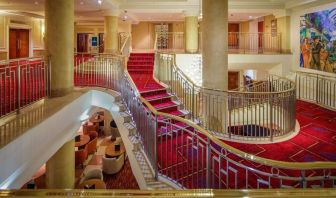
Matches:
[[127, 53, 188, 120]]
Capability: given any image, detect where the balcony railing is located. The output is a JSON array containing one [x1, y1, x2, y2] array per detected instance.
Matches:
[[296, 71, 336, 110], [155, 32, 282, 54], [73, 53, 335, 189], [0, 57, 50, 118], [154, 53, 296, 142]]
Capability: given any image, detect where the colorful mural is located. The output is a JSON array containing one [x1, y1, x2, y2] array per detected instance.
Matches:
[[300, 8, 336, 73]]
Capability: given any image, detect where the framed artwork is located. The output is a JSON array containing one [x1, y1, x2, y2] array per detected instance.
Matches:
[[91, 36, 98, 47], [300, 8, 336, 73]]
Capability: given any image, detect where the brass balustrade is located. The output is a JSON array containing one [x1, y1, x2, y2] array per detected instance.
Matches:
[[154, 32, 282, 54], [1, 189, 336, 197], [296, 71, 336, 110], [0, 57, 50, 118], [154, 53, 296, 142]]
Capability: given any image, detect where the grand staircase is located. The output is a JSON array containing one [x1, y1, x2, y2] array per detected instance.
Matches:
[[127, 53, 188, 121]]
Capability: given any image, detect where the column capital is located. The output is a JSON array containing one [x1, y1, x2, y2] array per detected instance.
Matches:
[[183, 9, 199, 17], [103, 7, 120, 17]]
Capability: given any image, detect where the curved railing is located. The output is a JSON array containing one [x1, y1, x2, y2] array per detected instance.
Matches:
[[154, 53, 296, 142], [104, 56, 336, 189]]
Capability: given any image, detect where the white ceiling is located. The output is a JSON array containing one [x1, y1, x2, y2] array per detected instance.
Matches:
[[0, 0, 325, 22]]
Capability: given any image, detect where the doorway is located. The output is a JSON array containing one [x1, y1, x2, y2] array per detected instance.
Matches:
[[9, 29, 29, 59], [228, 71, 240, 90], [99, 33, 104, 53], [228, 23, 239, 49], [258, 21, 264, 49], [77, 33, 89, 53]]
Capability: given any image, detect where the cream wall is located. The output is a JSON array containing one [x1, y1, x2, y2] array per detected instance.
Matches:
[[0, 16, 9, 60], [132, 21, 184, 50], [290, 1, 336, 77], [131, 22, 154, 50], [263, 15, 275, 34]]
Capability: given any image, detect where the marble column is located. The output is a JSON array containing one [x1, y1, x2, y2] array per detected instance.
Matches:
[[45, 0, 74, 97], [184, 10, 199, 53], [202, 0, 228, 131], [46, 140, 75, 189], [104, 9, 120, 54]]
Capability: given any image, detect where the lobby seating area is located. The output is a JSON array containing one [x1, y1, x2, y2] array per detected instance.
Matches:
[[74, 111, 137, 189], [21, 110, 139, 190]]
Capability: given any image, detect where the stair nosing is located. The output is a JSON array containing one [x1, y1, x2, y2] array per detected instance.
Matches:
[[145, 94, 174, 102]]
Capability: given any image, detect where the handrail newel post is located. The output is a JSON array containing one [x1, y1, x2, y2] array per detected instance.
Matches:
[[206, 138, 211, 188], [16, 60, 21, 114], [154, 114, 158, 180]]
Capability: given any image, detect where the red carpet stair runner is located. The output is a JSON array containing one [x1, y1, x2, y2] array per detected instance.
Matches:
[[127, 53, 189, 119]]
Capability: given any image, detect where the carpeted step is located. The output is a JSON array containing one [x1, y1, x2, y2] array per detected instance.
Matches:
[[127, 61, 154, 65], [153, 101, 180, 111], [143, 93, 174, 102], [140, 88, 167, 96]]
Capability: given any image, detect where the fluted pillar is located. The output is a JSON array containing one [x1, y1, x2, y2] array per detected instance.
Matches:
[[45, 0, 74, 97], [202, 0, 228, 131], [46, 140, 75, 189], [104, 9, 120, 54], [184, 10, 199, 53]]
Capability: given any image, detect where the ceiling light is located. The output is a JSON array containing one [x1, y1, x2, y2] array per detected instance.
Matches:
[[34, 1, 38, 5], [249, 16, 253, 19], [98, 0, 102, 5], [80, 1, 84, 5]]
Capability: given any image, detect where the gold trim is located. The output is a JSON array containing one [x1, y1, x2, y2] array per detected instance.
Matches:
[[1, 189, 336, 197]]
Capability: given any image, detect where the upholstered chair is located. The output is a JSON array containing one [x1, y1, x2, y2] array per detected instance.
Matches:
[[75, 145, 88, 168], [83, 123, 98, 135], [87, 136, 98, 155], [102, 154, 125, 175], [80, 168, 103, 184], [89, 131, 98, 140]]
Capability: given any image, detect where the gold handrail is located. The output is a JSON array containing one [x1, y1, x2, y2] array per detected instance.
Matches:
[[1, 189, 336, 197], [296, 70, 336, 80], [139, 96, 336, 170]]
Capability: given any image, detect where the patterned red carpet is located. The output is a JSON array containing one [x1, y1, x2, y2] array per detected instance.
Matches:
[[223, 100, 336, 162]]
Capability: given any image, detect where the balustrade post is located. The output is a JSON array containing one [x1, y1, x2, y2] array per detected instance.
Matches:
[[192, 84, 195, 119], [269, 94, 274, 142], [46, 56, 51, 97], [300, 170, 307, 188], [16, 60, 21, 114], [154, 114, 158, 180], [206, 138, 211, 188]]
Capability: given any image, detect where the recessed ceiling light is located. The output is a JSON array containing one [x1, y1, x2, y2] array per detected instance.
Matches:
[[98, 0, 102, 5], [80, 1, 84, 5], [34, 1, 38, 5]]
